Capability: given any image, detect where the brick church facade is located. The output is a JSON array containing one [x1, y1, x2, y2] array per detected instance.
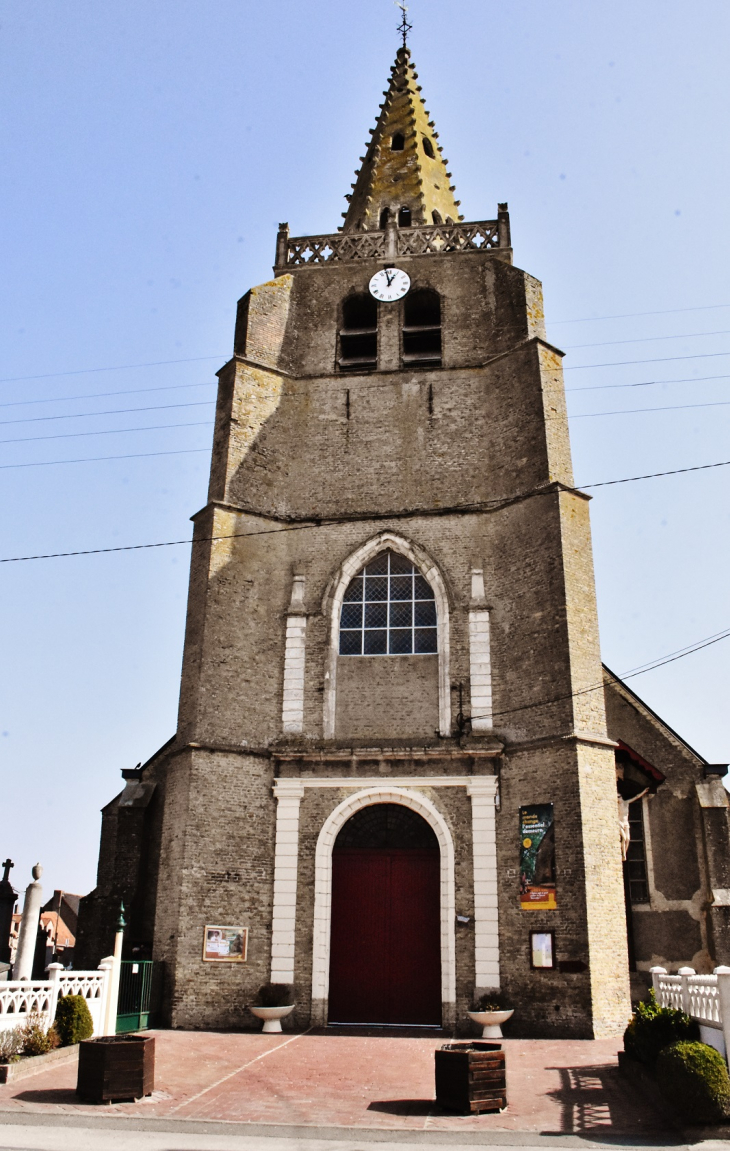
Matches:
[[77, 46, 730, 1037]]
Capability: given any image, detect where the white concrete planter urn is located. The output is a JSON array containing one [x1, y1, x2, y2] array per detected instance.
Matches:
[[248, 1004, 295, 1033], [467, 1008, 514, 1039]]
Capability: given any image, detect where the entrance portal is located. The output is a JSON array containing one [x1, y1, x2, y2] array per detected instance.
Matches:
[[328, 803, 442, 1025]]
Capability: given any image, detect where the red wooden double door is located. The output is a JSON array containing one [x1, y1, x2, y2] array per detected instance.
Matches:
[[328, 845, 442, 1025]]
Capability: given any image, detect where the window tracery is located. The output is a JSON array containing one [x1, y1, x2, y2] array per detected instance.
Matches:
[[339, 549, 437, 656]]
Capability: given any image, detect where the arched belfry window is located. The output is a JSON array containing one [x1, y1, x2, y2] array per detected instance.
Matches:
[[379, 207, 390, 230], [339, 549, 437, 656], [391, 133, 405, 151], [422, 136, 435, 158], [398, 205, 412, 228], [403, 288, 442, 366], [338, 292, 377, 371]]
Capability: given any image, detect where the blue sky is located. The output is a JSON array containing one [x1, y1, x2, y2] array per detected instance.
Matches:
[[1, 0, 729, 895]]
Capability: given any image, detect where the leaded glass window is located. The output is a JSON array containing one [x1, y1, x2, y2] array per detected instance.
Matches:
[[627, 802, 650, 904], [339, 549, 437, 656]]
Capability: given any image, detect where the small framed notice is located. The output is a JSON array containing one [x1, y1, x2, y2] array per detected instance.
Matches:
[[530, 930, 555, 970], [202, 925, 248, 963]]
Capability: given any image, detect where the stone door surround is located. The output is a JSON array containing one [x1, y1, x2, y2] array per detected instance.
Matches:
[[270, 776, 499, 1028]]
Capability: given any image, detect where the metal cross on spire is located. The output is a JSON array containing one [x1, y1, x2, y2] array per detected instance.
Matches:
[[395, 0, 412, 48]]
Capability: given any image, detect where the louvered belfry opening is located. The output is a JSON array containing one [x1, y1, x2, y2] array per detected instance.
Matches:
[[329, 804, 442, 1025], [403, 288, 442, 366], [338, 292, 378, 371]]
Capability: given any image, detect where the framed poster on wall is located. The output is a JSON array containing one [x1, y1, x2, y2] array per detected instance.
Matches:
[[519, 804, 556, 910], [202, 925, 248, 962], [530, 930, 556, 969]]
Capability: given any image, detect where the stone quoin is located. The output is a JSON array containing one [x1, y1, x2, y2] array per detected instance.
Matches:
[[76, 42, 730, 1038]]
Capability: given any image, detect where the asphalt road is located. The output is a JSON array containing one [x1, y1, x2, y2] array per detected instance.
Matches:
[[0, 1113, 723, 1151]]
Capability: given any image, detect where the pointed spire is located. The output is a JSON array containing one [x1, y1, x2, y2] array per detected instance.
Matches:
[[342, 47, 463, 232]]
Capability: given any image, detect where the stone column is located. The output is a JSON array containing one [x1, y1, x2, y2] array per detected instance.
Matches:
[[104, 903, 126, 1036], [13, 864, 43, 980], [270, 781, 304, 984], [467, 778, 500, 992], [468, 569, 492, 731], [282, 576, 307, 735], [0, 859, 17, 965]]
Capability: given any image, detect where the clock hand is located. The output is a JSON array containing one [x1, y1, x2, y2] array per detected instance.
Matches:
[[385, 269, 395, 286]]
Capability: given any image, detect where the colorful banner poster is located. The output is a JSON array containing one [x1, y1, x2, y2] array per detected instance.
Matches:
[[520, 804, 556, 910]]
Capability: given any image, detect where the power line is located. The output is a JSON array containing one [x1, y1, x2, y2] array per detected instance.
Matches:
[[471, 626, 730, 725], [580, 459, 730, 488], [0, 356, 225, 385], [0, 381, 216, 410], [566, 350, 730, 370], [0, 304, 728, 389], [0, 448, 210, 472], [0, 420, 212, 446], [3, 387, 730, 454], [7, 391, 730, 447], [620, 626, 730, 677], [551, 302, 730, 325], [1, 457, 729, 556], [0, 400, 215, 427], [566, 372, 730, 393], [564, 329, 730, 350], [568, 398, 730, 419]]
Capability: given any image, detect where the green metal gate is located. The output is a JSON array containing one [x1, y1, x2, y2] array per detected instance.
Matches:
[[116, 960, 155, 1033]]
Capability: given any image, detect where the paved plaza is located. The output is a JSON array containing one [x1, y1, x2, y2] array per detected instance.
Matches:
[[0, 1029, 684, 1139]]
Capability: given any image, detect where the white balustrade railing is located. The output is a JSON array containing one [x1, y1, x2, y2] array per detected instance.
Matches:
[[0, 958, 115, 1039], [652, 965, 730, 1060]]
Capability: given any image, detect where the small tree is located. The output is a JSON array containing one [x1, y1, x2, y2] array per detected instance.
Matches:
[[18, 1013, 58, 1056], [54, 993, 94, 1046]]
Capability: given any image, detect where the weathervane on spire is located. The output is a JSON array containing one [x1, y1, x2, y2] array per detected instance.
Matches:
[[395, 0, 412, 49]]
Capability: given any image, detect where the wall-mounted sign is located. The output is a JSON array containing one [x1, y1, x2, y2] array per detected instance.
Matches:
[[530, 930, 555, 969], [519, 804, 556, 910], [202, 925, 248, 962]]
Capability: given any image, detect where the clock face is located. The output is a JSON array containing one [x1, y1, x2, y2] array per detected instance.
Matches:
[[369, 267, 411, 302]]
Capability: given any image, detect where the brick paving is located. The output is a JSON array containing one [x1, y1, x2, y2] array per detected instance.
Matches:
[[0, 1030, 676, 1135]]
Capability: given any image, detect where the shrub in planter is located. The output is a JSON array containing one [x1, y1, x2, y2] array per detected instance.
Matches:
[[18, 1013, 59, 1057], [623, 989, 700, 1064], [656, 1041, 730, 1124], [54, 994, 94, 1046], [0, 1027, 23, 1064], [255, 983, 294, 1007], [470, 993, 514, 1013]]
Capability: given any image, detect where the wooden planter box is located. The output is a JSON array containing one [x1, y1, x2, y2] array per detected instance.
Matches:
[[435, 1041, 506, 1114], [76, 1035, 155, 1103]]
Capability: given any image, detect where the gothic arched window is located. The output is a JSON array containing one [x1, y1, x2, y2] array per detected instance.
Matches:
[[338, 292, 377, 371], [339, 549, 437, 656], [403, 288, 442, 366], [391, 133, 405, 151], [379, 207, 390, 230], [398, 205, 412, 228]]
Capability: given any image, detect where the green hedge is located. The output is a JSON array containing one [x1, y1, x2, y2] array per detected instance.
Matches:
[[624, 989, 700, 1064], [656, 1041, 730, 1124], [54, 993, 94, 1046]]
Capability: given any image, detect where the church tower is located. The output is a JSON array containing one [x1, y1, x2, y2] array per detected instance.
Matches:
[[81, 42, 632, 1037]]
